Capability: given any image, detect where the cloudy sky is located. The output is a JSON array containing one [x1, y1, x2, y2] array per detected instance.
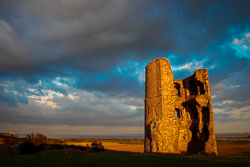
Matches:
[[0, 0, 249, 135]]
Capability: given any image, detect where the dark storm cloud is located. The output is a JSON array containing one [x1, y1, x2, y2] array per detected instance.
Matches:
[[0, 0, 249, 73], [0, 0, 168, 72]]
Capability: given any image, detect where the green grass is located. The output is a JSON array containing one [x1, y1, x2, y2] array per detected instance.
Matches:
[[0, 153, 249, 167]]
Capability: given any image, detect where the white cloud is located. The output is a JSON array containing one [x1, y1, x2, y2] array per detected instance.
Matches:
[[68, 94, 79, 101], [46, 90, 64, 98], [28, 94, 59, 109], [27, 89, 64, 109], [129, 105, 137, 111], [172, 60, 206, 72], [232, 38, 244, 45], [52, 77, 75, 88], [173, 62, 192, 71], [242, 45, 248, 49], [4, 83, 144, 128], [232, 33, 250, 52], [28, 88, 37, 92]]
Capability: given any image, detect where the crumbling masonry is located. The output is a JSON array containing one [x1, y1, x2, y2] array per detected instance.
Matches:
[[145, 58, 218, 155]]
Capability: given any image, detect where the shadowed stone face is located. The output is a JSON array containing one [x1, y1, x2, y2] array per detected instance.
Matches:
[[144, 58, 218, 155]]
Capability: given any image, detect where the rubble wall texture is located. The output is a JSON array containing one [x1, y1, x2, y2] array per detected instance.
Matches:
[[145, 58, 218, 155]]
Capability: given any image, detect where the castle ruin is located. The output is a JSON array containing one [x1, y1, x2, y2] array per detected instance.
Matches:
[[144, 58, 218, 155]]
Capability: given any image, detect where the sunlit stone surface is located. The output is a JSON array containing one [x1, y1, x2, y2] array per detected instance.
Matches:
[[144, 58, 218, 155]]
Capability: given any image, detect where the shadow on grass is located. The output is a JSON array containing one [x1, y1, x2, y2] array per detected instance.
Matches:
[[0, 153, 249, 167]]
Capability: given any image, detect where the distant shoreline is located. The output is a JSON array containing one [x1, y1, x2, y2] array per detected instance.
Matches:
[[5, 133, 145, 139], [1, 132, 250, 140]]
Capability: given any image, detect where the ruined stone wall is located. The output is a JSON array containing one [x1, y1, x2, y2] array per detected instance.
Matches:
[[145, 58, 217, 155]]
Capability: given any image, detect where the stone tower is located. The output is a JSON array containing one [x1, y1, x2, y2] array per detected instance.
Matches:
[[144, 58, 217, 155]]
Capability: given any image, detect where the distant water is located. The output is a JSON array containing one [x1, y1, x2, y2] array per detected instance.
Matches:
[[16, 133, 250, 140], [216, 132, 250, 137], [17, 134, 144, 139], [216, 138, 250, 141]]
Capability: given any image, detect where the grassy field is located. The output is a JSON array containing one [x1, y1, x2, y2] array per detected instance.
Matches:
[[58, 138, 250, 156], [0, 153, 249, 167], [0, 136, 249, 167]]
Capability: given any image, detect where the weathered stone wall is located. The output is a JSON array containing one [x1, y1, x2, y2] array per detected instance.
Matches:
[[145, 58, 217, 155]]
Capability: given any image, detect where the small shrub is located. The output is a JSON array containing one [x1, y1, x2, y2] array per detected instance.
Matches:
[[19, 133, 48, 154], [91, 140, 104, 152], [26, 133, 48, 146]]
